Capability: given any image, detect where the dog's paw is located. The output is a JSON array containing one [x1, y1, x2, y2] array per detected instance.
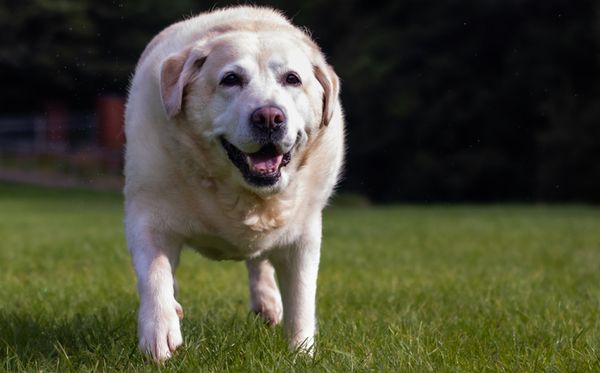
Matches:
[[290, 335, 315, 357], [138, 300, 184, 362], [251, 287, 283, 325]]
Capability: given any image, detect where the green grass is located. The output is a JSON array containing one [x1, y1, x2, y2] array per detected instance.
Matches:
[[1, 183, 600, 372]]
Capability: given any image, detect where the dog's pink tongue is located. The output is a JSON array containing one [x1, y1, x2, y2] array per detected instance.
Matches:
[[249, 153, 283, 173]]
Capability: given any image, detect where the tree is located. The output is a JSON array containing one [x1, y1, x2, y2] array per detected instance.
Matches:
[[1, 0, 598, 202]]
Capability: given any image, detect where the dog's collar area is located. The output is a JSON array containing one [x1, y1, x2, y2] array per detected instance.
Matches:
[[220, 138, 291, 187]]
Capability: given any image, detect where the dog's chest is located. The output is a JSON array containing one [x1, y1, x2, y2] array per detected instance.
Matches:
[[179, 183, 298, 259]]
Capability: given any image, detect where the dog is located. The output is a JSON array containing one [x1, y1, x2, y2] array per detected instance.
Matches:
[[124, 6, 344, 361]]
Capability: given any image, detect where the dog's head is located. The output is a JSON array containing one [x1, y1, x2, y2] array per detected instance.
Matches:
[[158, 26, 339, 194]]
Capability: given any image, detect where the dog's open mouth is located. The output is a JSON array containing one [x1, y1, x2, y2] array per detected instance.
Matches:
[[221, 138, 291, 186]]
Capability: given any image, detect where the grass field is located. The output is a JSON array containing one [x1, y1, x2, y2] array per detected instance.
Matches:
[[1, 183, 599, 372]]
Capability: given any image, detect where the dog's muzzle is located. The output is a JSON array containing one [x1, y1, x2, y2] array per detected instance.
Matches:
[[249, 105, 287, 144]]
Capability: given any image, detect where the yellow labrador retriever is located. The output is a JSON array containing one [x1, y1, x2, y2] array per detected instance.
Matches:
[[124, 6, 344, 361]]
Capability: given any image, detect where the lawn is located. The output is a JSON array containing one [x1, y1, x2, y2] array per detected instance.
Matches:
[[1, 183, 599, 372]]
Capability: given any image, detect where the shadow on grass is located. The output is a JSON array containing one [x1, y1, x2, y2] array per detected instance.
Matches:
[[0, 304, 296, 370], [0, 307, 139, 368]]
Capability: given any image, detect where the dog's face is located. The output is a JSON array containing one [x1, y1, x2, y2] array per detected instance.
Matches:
[[159, 30, 338, 194]]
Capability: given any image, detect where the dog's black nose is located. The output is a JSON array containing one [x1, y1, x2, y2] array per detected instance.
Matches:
[[250, 106, 286, 131]]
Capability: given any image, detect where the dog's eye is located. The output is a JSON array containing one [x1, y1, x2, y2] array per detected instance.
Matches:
[[220, 72, 242, 87], [284, 72, 302, 86]]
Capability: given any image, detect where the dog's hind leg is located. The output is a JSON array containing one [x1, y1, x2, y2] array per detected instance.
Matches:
[[246, 258, 283, 325]]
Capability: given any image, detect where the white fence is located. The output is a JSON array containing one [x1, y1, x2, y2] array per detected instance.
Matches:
[[0, 113, 97, 154]]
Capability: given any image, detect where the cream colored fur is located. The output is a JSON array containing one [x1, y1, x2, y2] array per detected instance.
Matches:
[[124, 6, 344, 362]]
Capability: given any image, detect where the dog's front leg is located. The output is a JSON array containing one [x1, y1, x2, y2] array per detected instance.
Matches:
[[271, 217, 322, 354], [126, 216, 183, 362]]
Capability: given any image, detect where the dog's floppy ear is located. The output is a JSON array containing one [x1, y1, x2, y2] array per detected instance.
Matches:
[[160, 47, 207, 119], [313, 59, 340, 127]]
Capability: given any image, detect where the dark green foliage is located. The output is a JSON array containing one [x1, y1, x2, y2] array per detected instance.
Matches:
[[0, 0, 598, 201]]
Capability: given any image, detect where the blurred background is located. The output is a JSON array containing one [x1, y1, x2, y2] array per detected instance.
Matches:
[[0, 0, 598, 203]]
